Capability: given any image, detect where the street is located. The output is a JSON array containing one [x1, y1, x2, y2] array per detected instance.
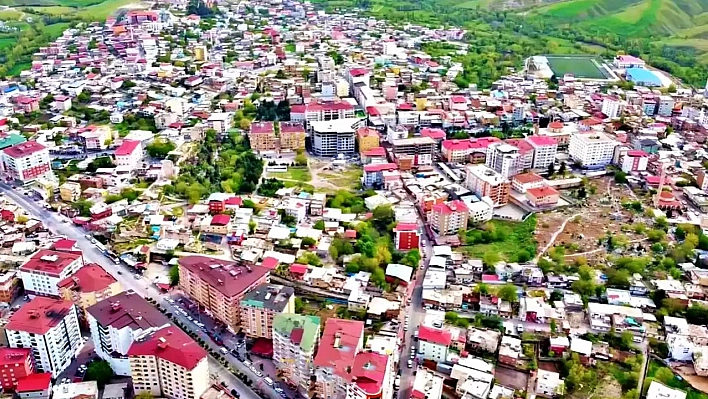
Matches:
[[0, 184, 282, 399]]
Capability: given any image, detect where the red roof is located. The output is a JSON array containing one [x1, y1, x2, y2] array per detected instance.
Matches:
[[15, 373, 52, 392], [526, 135, 557, 147], [357, 127, 379, 139], [0, 348, 30, 366], [20, 249, 82, 277], [314, 319, 365, 379], [6, 297, 75, 335], [394, 223, 418, 232], [211, 214, 231, 226], [344, 230, 358, 239], [349, 68, 368, 77], [260, 257, 279, 269], [289, 263, 308, 275], [115, 140, 141, 156], [627, 150, 648, 157], [225, 196, 243, 206], [351, 352, 388, 395], [178, 256, 269, 298], [451, 95, 466, 103], [411, 389, 426, 399], [505, 138, 534, 154], [127, 326, 207, 370], [482, 274, 499, 282], [53, 238, 77, 251], [527, 186, 559, 198], [364, 163, 398, 173], [363, 147, 386, 157], [366, 106, 380, 116], [57, 263, 117, 292], [418, 325, 452, 346], [548, 121, 564, 129], [280, 122, 305, 134], [442, 137, 500, 151], [3, 141, 46, 159], [420, 128, 446, 140], [250, 122, 274, 134], [432, 200, 468, 215], [513, 173, 544, 184]]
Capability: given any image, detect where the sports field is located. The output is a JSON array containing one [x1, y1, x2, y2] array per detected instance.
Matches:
[[545, 56, 608, 79]]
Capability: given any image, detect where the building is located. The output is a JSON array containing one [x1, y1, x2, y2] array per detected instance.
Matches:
[[249, 122, 277, 152], [511, 173, 545, 193], [626, 68, 663, 88], [485, 143, 519, 178], [568, 132, 619, 168], [178, 256, 270, 332], [128, 326, 209, 399], [272, 314, 321, 394], [16, 373, 52, 399], [363, 163, 398, 187], [411, 368, 444, 399], [428, 200, 469, 235], [58, 264, 122, 314], [441, 137, 500, 163], [313, 319, 365, 399], [52, 381, 99, 399], [621, 150, 649, 173], [20, 249, 84, 297], [114, 140, 143, 171], [280, 122, 306, 151], [1, 141, 53, 185], [59, 182, 82, 202], [658, 96, 675, 117], [346, 352, 392, 399], [309, 118, 363, 157], [465, 165, 510, 206], [614, 55, 646, 69], [646, 381, 686, 399], [239, 284, 295, 339], [5, 297, 81, 376], [394, 222, 420, 251], [0, 271, 19, 305], [290, 101, 356, 127], [601, 97, 623, 119], [357, 127, 380, 154], [526, 136, 558, 169], [417, 326, 451, 362], [0, 348, 34, 391], [207, 113, 232, 133], [526, 186, 560, 208], [536, 370, 563, 398], [391, 137, 436, 166]]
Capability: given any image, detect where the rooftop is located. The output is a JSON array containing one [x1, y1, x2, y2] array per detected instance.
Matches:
[[240, 283, 294, 313], [314, 318, 365, 379], [86, 291, 169, 331], [3, 141, 46, 158], [273, 314, 320, 352], [115, 140, 141, 156], [128, 326, 207, 370], [0, 347, 30, 366], [6, 297, 75, 335], [16, 373, 52, 393], [57, 263, 117, 293], [178, 256, 269, 298], [351, 352, 389, 395], [20, 249, 82, 276]]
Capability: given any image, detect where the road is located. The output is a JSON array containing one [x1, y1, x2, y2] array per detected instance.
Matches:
[[0, 184, 281, 399]]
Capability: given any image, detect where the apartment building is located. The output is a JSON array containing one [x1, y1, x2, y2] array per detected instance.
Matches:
[[20, 249, 84, 297], [87, 291, 170, 376], [428, 200, 469, 236], [418, 326, 452, 362], [114, 140, 143, 171], [272, 314, 321, 395], [249, 122, 277, 152], [290, 101, 356, 127], [280, 122, 306, 151], [526, 136, 558, 169], [511, 173, 545, 193], [657, 95, 675, 117], [485, 143, 519, 178], [465, 165, 510, 206], [178, 256, 270, 332], [128, 326, 209, 399], [394, 222, 420, 251], [345, 352, 392, 399], [1, 141, 54, 185], [441, 137, 501, 163], [356, 127, 380, 154], [5, 297, 81, 376], [207, 113, 232, 133], [504, 139, 534, 171], [313, 319, 365, 399], [363, 163, 398, 187], [391, 137, 436, 166], [601, 96, 623, 119], [568, 132, 619, 168], [0, 270, 20, 305], [239, 284, 295, 339], [58, 264, 122, 314], [620, 150, 649, 173], [59, 182, 82, 202], [310, 118, 363, 157], [0, 348, 34, 391]]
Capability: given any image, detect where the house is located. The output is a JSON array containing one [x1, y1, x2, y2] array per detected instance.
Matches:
[[417, 325, 451, 362], [114, 140, 142, 171], [536, 370, 564, 398], [498, 336, 521, 366]]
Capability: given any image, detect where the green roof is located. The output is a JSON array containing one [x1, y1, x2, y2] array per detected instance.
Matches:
[[273, 314, 320, 352], [0, 134, 26, 150]]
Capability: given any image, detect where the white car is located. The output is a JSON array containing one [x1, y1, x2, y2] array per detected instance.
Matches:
[[167, 299, 175, 304], [264, 377, 274, 386], [187, 316, 193, 322], [220, 348, 229, 354], [407, 360, 413, 368]]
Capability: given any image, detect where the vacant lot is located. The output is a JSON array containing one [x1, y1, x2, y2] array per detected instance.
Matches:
[[546, 56, 607, 79], [460, 214, 537, 262], [494, 365, 528, 391]]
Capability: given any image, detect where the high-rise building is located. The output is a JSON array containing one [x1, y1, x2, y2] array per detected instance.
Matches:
[[526, 136, 558, 170], [568, 132, 619, 168], [5, 297, 81, 376], [1, 141, 54, 184], [394, 223, 420, 251], [20, 250, 84, 297], [249, 122, 277, 152], [239, 284, 295, 339], [428, 200, 469, 235], [485, 143, 520, 178], [601, 96, 623, 119], [465, 165, 511, 207], [280, 122, 306, 151], [272, 314, 321, 395]]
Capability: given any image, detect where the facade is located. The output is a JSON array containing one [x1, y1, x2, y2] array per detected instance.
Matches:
[[441, 137, 500, 163], [394, 222, 420, 251], [313, 319, 365, 399], [536, 370, 563, 398], [601, 97, 623, 119], [86, 291, 170, 376], [249, 122, 277, 152], [272, 314, 321, 394], [0, 271, 20, 305], [511, 173, 545, 193], [568, 132, 619, 168], [391, 137, 436, 166], [356, 127, 380, 154], [0, 348, 34, 391], [114, 140, 143, 171], [178, 256, 270, 332], [239, 284, 295, 339], [526, 136, 558, 169], [290, 101, 356, 127], [658, 96, 674, 117], [59, 182, 82, 202], [526, 186, 560, 207], [128, 326, 209, 399], [309, 118, 363, 157], [363, 163, 398, 187], [1, 141, 53, 185], [417, 326, 451, 362], [58, 264, 122, 314], [620, 150, 649, 173], [346, 352, 392, 399], [5, 297, 81, 376], [485, 143, 519, 178], [280, 122, 306, 151], [428, 200, 469, 236], [465, 165, 510, 206], [20, 250, 84, 297]]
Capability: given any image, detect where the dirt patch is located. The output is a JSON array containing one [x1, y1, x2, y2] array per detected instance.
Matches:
[[494, 365, 529, 391], [538, 361, 560, 373]]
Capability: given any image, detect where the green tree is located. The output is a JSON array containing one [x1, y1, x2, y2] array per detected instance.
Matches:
[[169, 265, 180, 286], [85, 360, 114, 388], [135, 393, 154, 399], [483, 251, 500, 266], [496, 284, 519, 302], [313, 220, 325, 230], [301, 237, 316, 247], [296, 252, 322, 267], [146, 139, 176, 159], [294, 297, 304, 313], [615, 171, 628, 184]]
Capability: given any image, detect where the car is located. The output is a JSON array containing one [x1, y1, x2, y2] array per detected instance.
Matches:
[[219, 348, 229, 354], [84, 234, 92, 240], [117, 270, 122, 275], [264, 377, 274, 386], [407, 360, 413, 368], [230, 389, 240, 398], [22, 295, 29, 301], [187, 316, 193, 322], [244, 360, 252, 368], [134, 274, 141, 279], [633, 336, 643, 343], [516, 324, 524, 333], [167, 299, 175, 304], [274, 388, 284, 394]]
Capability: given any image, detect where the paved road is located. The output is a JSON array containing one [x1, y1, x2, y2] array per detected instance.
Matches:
[[0, 184, 281, 399]]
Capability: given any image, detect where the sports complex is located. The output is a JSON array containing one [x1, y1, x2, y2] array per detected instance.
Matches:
[[525, 55, 620, 82]]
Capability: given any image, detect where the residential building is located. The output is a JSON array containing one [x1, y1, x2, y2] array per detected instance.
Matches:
[[411, 369, 444, 399], [0, 271, 20, 305], [441, 137, 500, 163], [272, 314, 321, 394], [621, 150, 649, 173], [394, 222, 420, 251], [526, 136, 558, 169], [0, 348, 34, 391], [391, 137, 436, 166], [646, 381, 685, 399], [178, 256, 270, 332], [658, 96, 674, 117], [128, 326, 209, 399], [86, 291, 171, 376], [249, 122, 277, 152], [5, 297, 81, 376], [568, 132, 619, 168], [313, 319, 365, 399], [239, 284, 295, 339], [526, 186, 560, 207], [290, 101, 356, 127], [20, 249, 84, 297], [511, 173, 545, 193], [16, 373, 52, 399], [207, 113, 232, 133], [363, 163, 398, 187], [309, 118, 363, 157], [417, 326, 451, 362], [428, 200, 469, 235], [346, 352, 392, 399], [1, 141, 53, 185], [536, 370, 563, 398], [52, 381, 98, 399], [115, 140, 143, 171], [80, 127, 111, 150], [59, 182, 82, 202], [601, 97, 623, 119], [280, 122, 306, 151], [485, 143, 519, 178], [356, 127, 380, 154], [465, 165, 510, 206], [58, 264, 122, 314]]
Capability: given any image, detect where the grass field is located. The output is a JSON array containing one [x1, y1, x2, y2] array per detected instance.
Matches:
[[27, 5, 74, 14], [0, 9, 23, 19], [269, 167, 312, 182], [460, 215, 537, 262], [545, 56, 608, 79], [646, 360, 708, 399]]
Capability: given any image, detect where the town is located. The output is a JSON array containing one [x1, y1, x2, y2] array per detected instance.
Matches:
[[0, 2, 703, 399]]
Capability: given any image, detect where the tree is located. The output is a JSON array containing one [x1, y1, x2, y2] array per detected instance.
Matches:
[[169, 265, 180, 286], [294, 297, 304, 313], [483, 251, 500, 267], [146, 139, 176, 159], [497, 284, 519, 302], [547, 162, 555, 176], [296, 252, 322, 267], [313, 220, 325, 230], [615, 171, 628, 184], [550, 319, 557, 333], [301, 237, 316, 247], [239, 118, 251, 130], [123, 80, 137, 89], [85, 360, 114, 388], [135, 393, 154, 399], [275, 69, 287, 79], [558, 161, 566, 175], [294, 151, 307, 166]]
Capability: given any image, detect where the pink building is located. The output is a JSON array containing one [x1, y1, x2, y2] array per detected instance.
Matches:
[[115, 140, 143, 171]]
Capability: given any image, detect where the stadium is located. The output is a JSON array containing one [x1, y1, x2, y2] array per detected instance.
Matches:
[[525, 55, 619, 82]]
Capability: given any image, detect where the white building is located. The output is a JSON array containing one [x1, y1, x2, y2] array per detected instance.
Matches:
[[526, 136, 558, 169], [465, 197, 494, 224], [536, 370, 564, 398], [53, 381, 98, 399], [310, 118, 364, 157], [411, 368, 443, 399], [273, 314, 321, 395], [568, 132, 619, 168], [620, 150, 649, 173], [485, 143, 519, 178], [128, 326, 209, 399], [658, 96, 675, 117], [207, 113, 232, 133], [646, 381, 686, 399], [114, 140, 143, 171], [86, 292, 171, 376], [20, 250, 84, 297], [417, 325, 451, 362], [5, 297, 82, 376], [601, 97, 623, 119], [1, 141, 54, 185]]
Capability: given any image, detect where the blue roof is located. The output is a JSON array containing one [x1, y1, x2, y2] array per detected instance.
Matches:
[[626, 68, 662, 86]]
